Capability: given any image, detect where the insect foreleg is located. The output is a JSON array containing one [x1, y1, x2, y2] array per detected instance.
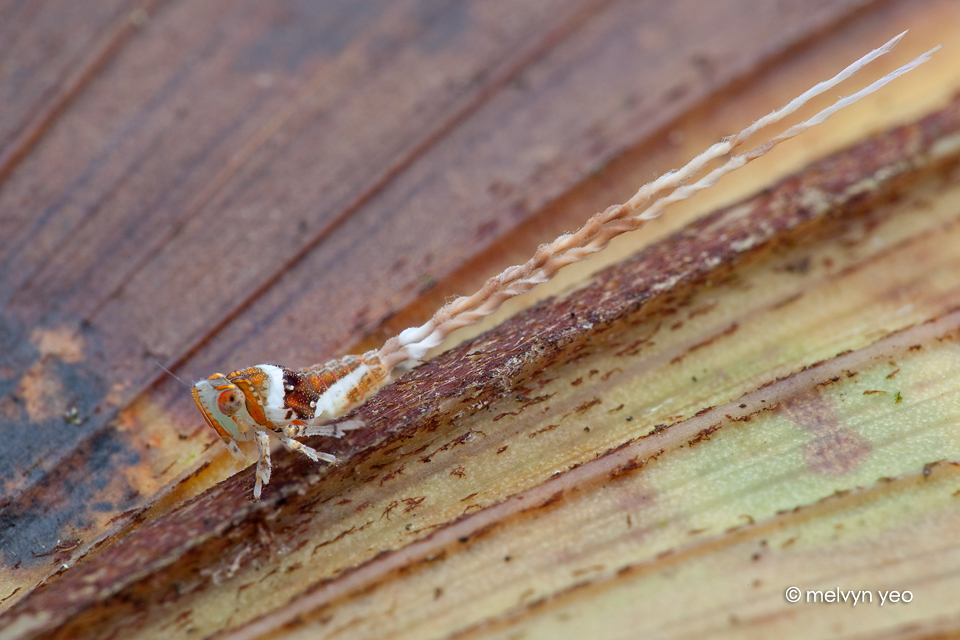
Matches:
[[223, 438, 248, 471], [253, 431, 272, 500]]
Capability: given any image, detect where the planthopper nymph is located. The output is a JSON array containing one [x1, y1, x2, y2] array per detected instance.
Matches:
[[192, 352, 388, 498]]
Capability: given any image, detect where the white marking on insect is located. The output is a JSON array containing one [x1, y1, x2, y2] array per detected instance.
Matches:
[[312, 362, 374, 421], [191, 33, 937, 499], [258, 364, 290, 427]]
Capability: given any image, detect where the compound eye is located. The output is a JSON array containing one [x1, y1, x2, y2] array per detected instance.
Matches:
[[217, 388, 245, 415]]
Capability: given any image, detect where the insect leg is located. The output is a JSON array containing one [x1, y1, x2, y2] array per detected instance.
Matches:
[[296, 418, 365, 438], [253, 431, 272, 500], [280, 437, 337, 464], [222, 437, 248, 471]]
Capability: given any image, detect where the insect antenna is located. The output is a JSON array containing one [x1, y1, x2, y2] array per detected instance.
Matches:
[[154, 359, 191, 389]]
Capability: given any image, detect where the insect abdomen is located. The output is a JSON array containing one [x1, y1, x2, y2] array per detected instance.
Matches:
[[283, 350, 389, 422]]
